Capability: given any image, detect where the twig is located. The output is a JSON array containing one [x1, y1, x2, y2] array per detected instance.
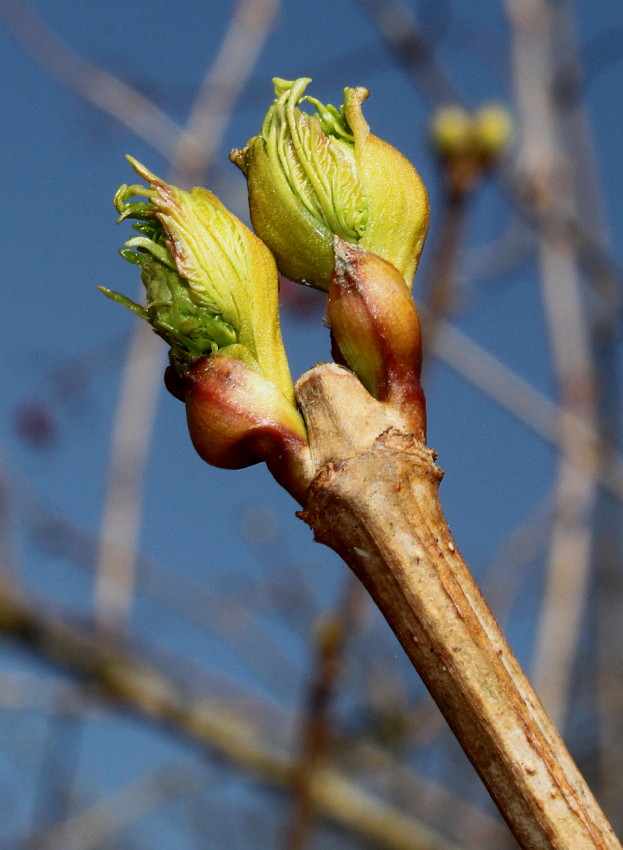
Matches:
[[505, 0, 600, 732], [296, 362, 620, 849], [354, 0, 463, 107], [24, 762, 204, 850], [428, 315, 623, 502], [0, 447, 20, 590], [481, 494, 553, 627], [0, 671, 101, 716], [94, 323, 163, 629], [548, 0, 623, 825], [419, 181, 471, 367], [169, 0, 279, 187], [354, 0, 623, 313], [0, 0, 183, 160], [29, 704, 84, 838], [349, 743, 512, 849], [285, 574, 365, 849], [0, 651, 500, 847], [461, 216, 531, 283], [25, 494, 301, 699]]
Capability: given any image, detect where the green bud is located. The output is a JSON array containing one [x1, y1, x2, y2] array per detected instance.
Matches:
[[231, 78, 429, 291], [473, 104, 513, 160], [430, 104, 513, 164], [102, 156, 294, 402], [429, 105, 473, 158]]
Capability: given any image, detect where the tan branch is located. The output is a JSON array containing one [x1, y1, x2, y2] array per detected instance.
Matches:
[[295, 362, 620, 849]]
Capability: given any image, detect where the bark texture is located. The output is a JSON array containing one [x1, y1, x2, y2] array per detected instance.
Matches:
[[295, 362, 621, 850]]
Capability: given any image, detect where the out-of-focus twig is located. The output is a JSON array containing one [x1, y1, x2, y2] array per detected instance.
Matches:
[[0, 585, 465, 850], [285, 574, 365, 849], [355, 0, 623, 311], [0, 671, 101, 715], [428, 315, 623, 502], [0, 644, 502, 848], [481, 494, 553, 626], [461, 216, 531, 283], [355, 0, 463, 107], [348, 744, 512, 850], [94, 0, 279, 630], [419, 185, 471, 366], [29, 704, 84, 839], [548, 1, 623, 826], [169, 0, 279, 187], [26, 496, 301, 700], [94, 323, 163, 629], [0, 448, 20, 590], [24, 762, 204, 850], [0, 0, 280, 630], [506, 0, 600, 732], [0, 0, 183, 160]]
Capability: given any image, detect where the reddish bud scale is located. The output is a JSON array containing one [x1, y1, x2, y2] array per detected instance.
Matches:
[[168, 355, 312, 503], [327, 239, 426, 440]]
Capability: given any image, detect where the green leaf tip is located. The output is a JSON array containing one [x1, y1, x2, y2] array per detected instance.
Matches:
[[105, 158, 295, 401], [231, 77, 429, 291]]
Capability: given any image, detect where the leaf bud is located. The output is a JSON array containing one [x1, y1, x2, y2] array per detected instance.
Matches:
[[102, 156, 294, 402], [231, 78, 429, 291], [327, 238, 426, 440], [429, 105, 473, 159], [472, 104, 513, 161], [430, 103, 513, 191]]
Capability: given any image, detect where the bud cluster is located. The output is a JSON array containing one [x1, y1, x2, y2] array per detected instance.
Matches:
[[103, 78, 464, 497], [430, 104, 513, 193]]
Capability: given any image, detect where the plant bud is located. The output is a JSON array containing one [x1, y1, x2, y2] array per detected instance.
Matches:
[[172, 354, 311, 500], [473, 104, 513, 162], [328, 238, 426, 440], [429, 105, 473, 159], [231, 78, 429, 290], [430, 103, 513, 187], [102, 156, 294, 402]]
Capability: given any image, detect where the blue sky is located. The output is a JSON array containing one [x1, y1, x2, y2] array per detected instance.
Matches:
[[1, 0, 623, 845]]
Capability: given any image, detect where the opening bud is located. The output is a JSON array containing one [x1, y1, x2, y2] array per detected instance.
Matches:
[[231, 78, 429, 291], [102, 156, 294, 402]]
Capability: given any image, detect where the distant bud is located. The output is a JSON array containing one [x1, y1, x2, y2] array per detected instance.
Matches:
[[430, 103, 513, 180], [473, 104, 513, 161], [231, 78, 429, 290], [328, 238, 426, 440], [429, 105, 473, 159]]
